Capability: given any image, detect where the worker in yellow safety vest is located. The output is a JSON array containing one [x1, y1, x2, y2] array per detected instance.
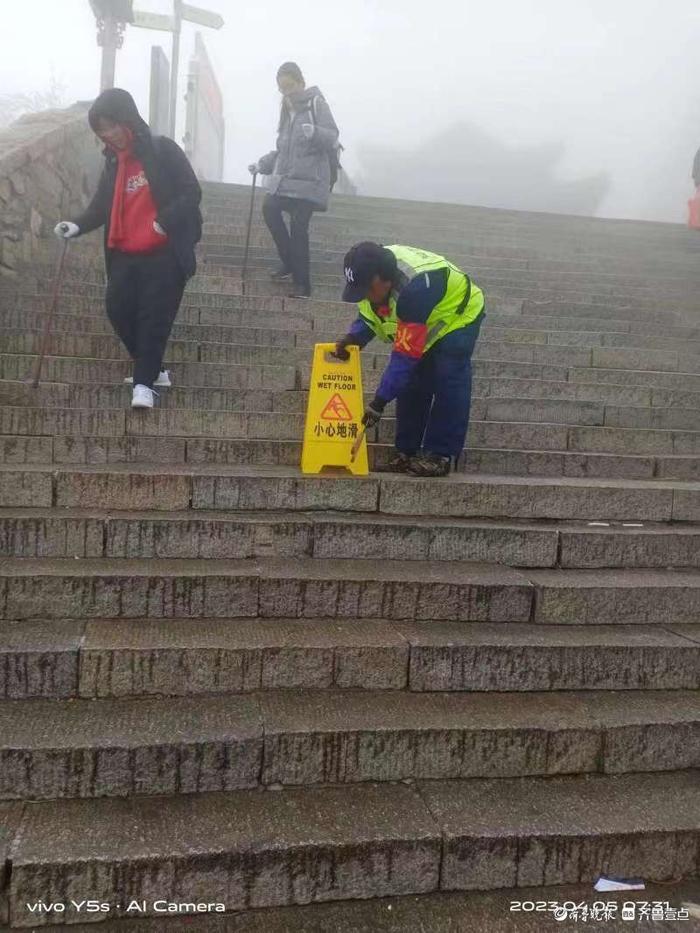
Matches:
[[334, 242, 485, 476]]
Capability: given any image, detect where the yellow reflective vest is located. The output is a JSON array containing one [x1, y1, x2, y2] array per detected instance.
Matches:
[[357, 244, 484, 350]]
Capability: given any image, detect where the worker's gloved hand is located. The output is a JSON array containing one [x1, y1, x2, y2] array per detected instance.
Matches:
[[248, 162, 260, 175], [332, 338, 351, 361], [362, 400, 385, 428], [301, 124, 315, 140], [54, 221, 79, 240], [153, 221, 166, 236]]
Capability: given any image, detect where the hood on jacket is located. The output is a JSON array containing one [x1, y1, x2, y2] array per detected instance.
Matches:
[[88, 88, 150, 138]]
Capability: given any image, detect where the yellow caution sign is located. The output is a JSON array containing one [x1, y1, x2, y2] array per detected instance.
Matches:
[[301, 343, 369, 475]]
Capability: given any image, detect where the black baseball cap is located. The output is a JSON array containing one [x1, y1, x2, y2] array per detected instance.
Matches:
[[342, 242, 397, 302]]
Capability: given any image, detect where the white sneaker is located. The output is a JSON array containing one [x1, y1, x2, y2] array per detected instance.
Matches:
[[124, 370, 171, 388], [132, 385, 156, 409]]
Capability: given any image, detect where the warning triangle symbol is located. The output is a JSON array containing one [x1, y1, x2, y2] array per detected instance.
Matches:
[[320, 393, 353, 421]]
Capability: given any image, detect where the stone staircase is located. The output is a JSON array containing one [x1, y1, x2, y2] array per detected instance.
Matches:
[[0, 182, 699, 929]]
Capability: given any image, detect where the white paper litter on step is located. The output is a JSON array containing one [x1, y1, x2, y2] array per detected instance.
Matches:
[[594, 875, 645, 892]]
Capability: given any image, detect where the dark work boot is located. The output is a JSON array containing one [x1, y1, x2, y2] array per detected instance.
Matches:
[[407, 452, 452, 477], [377, 451, 413, 473]]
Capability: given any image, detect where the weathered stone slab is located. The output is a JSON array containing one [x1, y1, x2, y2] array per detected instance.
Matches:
[[0, 694, 262, 798], [55, 469, 191, 511], [531, 569, 700, 625], [398, 621, 700, 691], [379, 476, 673, 522], [79, 618, 408, 696], [0, 619, 83, 699], [259, 690, 602, 784], [257, 560, 533, 622], [192, 473, 379, 512], [0, 469, 52, 507], [422, 771, 700, 890], [0, 559, 260, 620], [9, 784, 441, 925]]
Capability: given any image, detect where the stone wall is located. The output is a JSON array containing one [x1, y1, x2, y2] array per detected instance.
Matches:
[[0, 104, 100, 276]]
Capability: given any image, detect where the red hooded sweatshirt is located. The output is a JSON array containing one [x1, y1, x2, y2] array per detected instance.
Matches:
[[107, 129, 169, 254]]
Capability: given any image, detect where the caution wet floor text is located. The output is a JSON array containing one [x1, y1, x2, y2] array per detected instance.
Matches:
[[301, 343, 369, 475]]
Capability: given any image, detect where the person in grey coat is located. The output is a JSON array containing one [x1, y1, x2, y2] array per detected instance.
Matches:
[[249, 61, 339, 298]]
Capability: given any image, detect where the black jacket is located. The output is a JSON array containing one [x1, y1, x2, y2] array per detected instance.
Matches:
[[73, 89, 202, 280]]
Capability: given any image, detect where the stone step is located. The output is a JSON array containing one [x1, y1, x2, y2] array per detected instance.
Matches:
[[215, 263, 700, 297], [2, 557, 700, 625], [0, 330, 596, 369], [0, 557, 532, 622], [5, 616, 696, 701], [5, 506, 700, 569], [193, 239, 697, 279], [19, 285, 698, 338], [11, 292, 316, 329], [8, 431, 700, 481], [11, 300, 700, 351], [196, 220, 696, 257], [6, 379, 692, 418], [5, 771, 699, 926], [420, 770, 700, 890], [6, 401, 700, 458], [7, 381, 700, 440], [10, 327, 700, 378], [1, 689, 698, 800], [4, 782, 441, 925], [10, 307, 700, 362], [24, 882, 700, 933], [14, 327, 700, 404], [192, 264, 699, 309], [0, 355, 298, 391], [18, 277, 695, 333], [27, 268, 697, 315], [3, 463, 699, 522], [9, 345, 694, 397], [29, 254, 700, 302]]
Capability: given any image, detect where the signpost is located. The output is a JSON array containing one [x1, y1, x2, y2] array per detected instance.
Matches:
[[167, 3, 223, 136], [132, 10, 176, 31], [149, 46, 171, 135], [89, 0, 134, 91], [89, 0, 224, 133]]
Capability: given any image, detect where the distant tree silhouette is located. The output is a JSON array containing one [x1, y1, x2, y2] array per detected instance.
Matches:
[[0, 76, 66, 129], [356, 122, 609, 217]]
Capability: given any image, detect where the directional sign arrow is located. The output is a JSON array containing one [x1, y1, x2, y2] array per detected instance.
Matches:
[[181, 3, 224, 29], [132, 9, 176, 31]]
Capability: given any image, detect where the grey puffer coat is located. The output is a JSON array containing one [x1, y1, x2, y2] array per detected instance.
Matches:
[[257, 86, 339, 211]]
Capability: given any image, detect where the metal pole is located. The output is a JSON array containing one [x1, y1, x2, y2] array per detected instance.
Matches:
[[169, 0, 182, 137], [100, 15, 118, 90]]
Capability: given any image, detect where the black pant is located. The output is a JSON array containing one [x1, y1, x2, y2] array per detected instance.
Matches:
[[106, 249, 185, 389], [262, 194, 314, 293]]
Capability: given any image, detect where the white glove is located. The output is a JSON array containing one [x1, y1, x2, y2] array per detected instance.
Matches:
[[54, 221, 79, 240], [153, 221, 166, 236], [248, 162, 260, 175], [301, 124, 315, 140]]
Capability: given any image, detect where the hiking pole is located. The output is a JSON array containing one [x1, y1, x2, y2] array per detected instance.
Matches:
[[241, 172, 257, 293], [31, 237, 69, 389]]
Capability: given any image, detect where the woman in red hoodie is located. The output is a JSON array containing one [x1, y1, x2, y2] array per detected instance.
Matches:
[[55, 88, 202, 408]]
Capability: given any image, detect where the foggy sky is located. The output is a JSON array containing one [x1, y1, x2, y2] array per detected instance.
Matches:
[[2, 0, 700, 221]]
